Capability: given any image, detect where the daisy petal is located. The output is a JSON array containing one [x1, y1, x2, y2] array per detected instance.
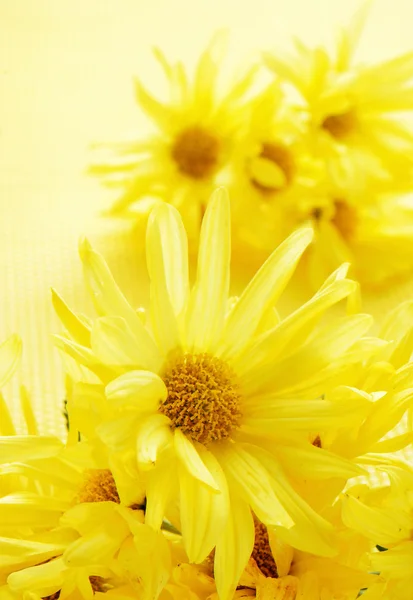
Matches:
[[217, 443, 294, 529], [51, 289, 91, 347], [219, 228, 313, 359], [106, 370, 167, 411], [214, 493, 254, 600], [91, 316, 161, 372], [146, 202, 189, 352], [246, 445, 336, 556], [0, 436, 63, 463], [0, 335, 22, 388], [174, 429, 219, 491], [186, 188, 231, 352], [179, 446, 229, 563]]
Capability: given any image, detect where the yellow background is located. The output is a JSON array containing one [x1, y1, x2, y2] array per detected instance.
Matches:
[[1, 0, 413, 438]]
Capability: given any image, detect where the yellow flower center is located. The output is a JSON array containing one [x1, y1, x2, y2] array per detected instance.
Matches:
[[77, 469, 120, 504], [250, 142, 295, 195], [331, 200, 357, 240], [321, 109, 358, 141], [171, 126, 220, 179], [159, 353, 242, 445], [252, 518, 279, 579]]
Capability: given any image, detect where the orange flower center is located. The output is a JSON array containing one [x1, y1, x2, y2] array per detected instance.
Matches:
[[171, 126, 220, 179], [160, 353, 242, 445], [252, 518, 279, 578], [331, 200, 357, 240], [321, 109, 358, 141], [77, 469, 121, 504]]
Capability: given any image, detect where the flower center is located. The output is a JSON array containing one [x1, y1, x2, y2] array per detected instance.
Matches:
[[42, 577, 112, 599], [331, 200, 357, 240], [252, 518, 279, 579], [321, 109, 358, 141], [77, 469, 120, 504], [250, 142, 295, 195], [159, 353, 242, 445], [312, 435, 322, 448], [89, 576, 113, 593], [171, 126, 220, 179]]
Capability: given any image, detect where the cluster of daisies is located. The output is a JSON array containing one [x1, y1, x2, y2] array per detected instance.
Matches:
[[90, 2, 413, 289], [2, 3, 413, 600], [1, 190, 413, 599]]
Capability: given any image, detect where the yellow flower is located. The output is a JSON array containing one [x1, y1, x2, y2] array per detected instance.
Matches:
[[301, 190, 413, 288], [341, 462, 413, 600], [263, 1, 413, 194], [0, 434, 170, 599], [90, 31, 257, 239], [163, 517, 375, 600], [52, 187, 394, 600], [222, 82, 327, 258]]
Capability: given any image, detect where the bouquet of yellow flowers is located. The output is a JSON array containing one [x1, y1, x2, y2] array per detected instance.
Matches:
[[1, 3, 413, 599]]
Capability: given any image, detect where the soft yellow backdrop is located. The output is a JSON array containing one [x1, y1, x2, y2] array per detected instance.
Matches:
[[1, 0, 413, 438]]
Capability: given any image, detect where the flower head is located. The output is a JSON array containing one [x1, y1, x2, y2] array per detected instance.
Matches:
[[90, 31, 257, 239], [263, 1, 413, 193], [51, 186, 409, 599]]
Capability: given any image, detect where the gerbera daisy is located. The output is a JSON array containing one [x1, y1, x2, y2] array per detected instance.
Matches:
[[341, 462, 413, 600], [89, 31, 257, 239], [263, 1, 413, 194], [52, 187, 396, 600]]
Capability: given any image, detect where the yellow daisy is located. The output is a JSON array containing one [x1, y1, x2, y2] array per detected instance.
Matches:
[[89, 31, 257, 238], [52, 187, 395, 600], [263, 1, 413, 193], [341, 462, 413, 600], [222, 82, 327, 259], [163, 515, 375, 600], [302, 189, 413, 288], [0, 433, 170, 599]]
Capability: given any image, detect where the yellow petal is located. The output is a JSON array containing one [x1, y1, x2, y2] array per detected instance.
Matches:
[[179, 446, 229, 563], [341, 494, 411, 545], [7, 556, 66, 596], [0, 335, 22, 388], [146, 202, 189, 353], [106, 370, 167, 411], [245, 444, 336, 557], [219, 228, 313, 359], [214, 493, 254, 600], [136, 413, 173, 468], [51, 288, 91, 347], [79, 240, 160, 362], [217, 443, 294, 529], [0, 436, 62, 463], [91, 316, 161, 372], [185, 188, 231, 353], [145, 452, 178, 530], [174, 429, 219, 491]]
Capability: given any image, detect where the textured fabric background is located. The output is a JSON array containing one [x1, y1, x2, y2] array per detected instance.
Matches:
[[1, 0, 413, 471]]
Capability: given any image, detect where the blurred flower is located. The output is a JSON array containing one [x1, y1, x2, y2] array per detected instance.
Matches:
[[90, 31, 257, 239], [263, 0, 413, 194]]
